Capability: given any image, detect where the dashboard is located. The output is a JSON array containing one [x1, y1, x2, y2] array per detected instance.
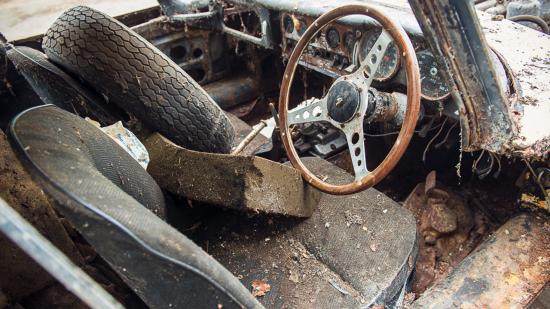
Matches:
[[279, 12, 451, 101]]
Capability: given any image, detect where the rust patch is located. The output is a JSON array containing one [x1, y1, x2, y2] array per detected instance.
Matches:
[[404, 171, 489, 295], [412, 213, 550, 307]]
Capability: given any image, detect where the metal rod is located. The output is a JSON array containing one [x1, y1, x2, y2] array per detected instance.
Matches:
[[269, 102, 279, 126], [171, 10, 217, 22], [231, 120, 267, 155]]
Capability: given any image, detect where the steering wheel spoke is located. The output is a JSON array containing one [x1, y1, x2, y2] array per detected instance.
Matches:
[[287, 97, 329, 125], [354, 29, 393, 88], [343, 122, 369, 181]]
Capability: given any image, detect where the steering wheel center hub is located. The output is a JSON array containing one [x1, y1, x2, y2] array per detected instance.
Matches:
[[327, 81, 361, 123]]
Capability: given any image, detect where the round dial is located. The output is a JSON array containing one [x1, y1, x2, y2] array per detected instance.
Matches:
[[417, 50, 450, 100], [358, 30, 400, 81], [344, 31, 355, 53], [326, 27, 341, 49]]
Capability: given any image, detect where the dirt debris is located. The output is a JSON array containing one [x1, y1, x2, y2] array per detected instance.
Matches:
[[289, 271, 300, 283], [191, 210, 367, 307], [344, 209, 364, 226], [369, 243, 377, 252], [402, 292, 416, 308]]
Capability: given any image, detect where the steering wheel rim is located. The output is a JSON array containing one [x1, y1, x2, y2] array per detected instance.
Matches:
[[278, 4, 421, 195]]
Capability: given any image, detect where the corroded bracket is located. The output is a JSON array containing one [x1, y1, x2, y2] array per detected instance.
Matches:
[[144, 133, 320, 217]]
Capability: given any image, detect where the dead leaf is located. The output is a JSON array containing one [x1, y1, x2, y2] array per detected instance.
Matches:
[[251, 279, 271, 297]]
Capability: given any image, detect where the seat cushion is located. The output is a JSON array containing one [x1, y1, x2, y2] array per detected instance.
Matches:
[[188, 158, 419, 308]]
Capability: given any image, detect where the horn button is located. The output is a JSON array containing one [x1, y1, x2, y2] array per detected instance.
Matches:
[[327, 81, 361, 123]]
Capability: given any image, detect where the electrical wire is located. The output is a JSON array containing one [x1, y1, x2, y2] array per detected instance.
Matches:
[[472, 150, 486, 173], [422, 117, 448, 163], [363, 121, 444, 137], [434, 122, 457, 149], [523, 159, 550, 209], [475, 151, 495, 179], [492, 153, 502, 178]]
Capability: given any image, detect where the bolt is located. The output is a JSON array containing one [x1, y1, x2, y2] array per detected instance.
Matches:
[[335, 97, 344, 108]]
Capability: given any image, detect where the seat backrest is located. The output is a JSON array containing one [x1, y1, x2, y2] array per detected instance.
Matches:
[[9, 105, 262, 309]]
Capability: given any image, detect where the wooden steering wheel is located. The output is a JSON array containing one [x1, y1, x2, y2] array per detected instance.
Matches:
[[278, 4, 421, 195]]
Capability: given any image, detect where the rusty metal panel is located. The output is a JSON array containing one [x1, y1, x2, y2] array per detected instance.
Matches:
[[403, 171, 491, 295], [407, 0, 516, 154], [203, 75, 261, 110], [412, 213, 550, 308], [479, 14, 550, 159]]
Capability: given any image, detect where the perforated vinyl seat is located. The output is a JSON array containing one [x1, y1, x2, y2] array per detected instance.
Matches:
[[9, 105, 262, 308]]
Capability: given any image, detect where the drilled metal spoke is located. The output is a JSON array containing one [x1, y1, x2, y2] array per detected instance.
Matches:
[[287, 97, 329, 125], [343, 121, 369, 181], [354, 30, 393, 89]]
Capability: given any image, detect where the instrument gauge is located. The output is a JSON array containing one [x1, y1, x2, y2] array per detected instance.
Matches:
[[344, 31, 355, 53], [417, 50, 451, 101], [357, 30, 400, 81], [326, 27, 341, 49]]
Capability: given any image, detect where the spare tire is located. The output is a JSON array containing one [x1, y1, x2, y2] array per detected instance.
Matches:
[[42, 6, 234, 153]]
